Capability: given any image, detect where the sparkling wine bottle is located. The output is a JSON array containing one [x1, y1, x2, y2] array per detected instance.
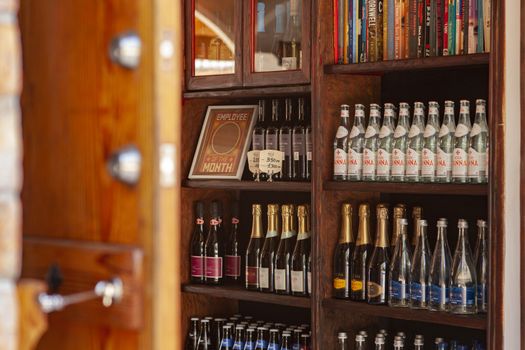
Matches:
[[333, 203, 355, 299], [351, 204, 373, 301], [245, 204, 264, 290], [390, 204, 407, 255], [259, 204, 280, 292], [279, 98, 294, 180], [205, 201, 224, 285], [291, 205, 311, 296], [367, 204, 390, 305], [275, 204, 297, 295]]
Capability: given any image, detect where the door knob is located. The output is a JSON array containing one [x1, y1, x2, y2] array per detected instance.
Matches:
[[107, 145, 142, 186], [109, 31, 142, 69]]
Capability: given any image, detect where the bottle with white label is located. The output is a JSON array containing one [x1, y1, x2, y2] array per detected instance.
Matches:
[[266, 100, 280, 180], [421, 101, 441, 182], [279, 98, 294, 180], [388, 218, 412, 307], [436, 101, 456, 183], [363, 104, 382, 181], [333, 105, 350, 181], [347, 104, 366, 181], [377, 103, 396, 182], [409, 219, 431, 309], [259, 204, 280, 293], [291, 205, 311, 296], [428, 218, 452, 311], [468, 99, 489, 183], [253, 100, 268, 181], [452, 100, 472, 183], [406, 102, 426, 182], [391, 103, 411, 182], [275, 205, 297, 295]]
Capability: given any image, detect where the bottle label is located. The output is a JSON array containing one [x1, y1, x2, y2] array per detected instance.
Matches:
[[210, 219, 219, 226], [421, 148, 436, 176], [252, 134, 265, 150], [390, 280, 408, 300], [424, 124, 436, 137], [394, 125, 407, 138], [379, 125, 391, 138], [470, 123, 482, 137], [436, 148, 452, 178], [350, 279, 363, 292], [268, 343, 279, 350], [468, 148, 486, 177], [233, 341, 245, 350], [391, 148, 406, 176], [291, 271, 304, 292], [450, 286, 476, 306], [336, 126, 349, 138], [334, 148, 347, 176], [281, 231, 296, 239], [292, 133, 305, 160], [244, 341, 255, 350], [454, 123, 470, 137], [349, 126, 361, 138], [275, 269, 287, 291], [439, 124, 451, 137], [355, 109, 365, 117], [279, 134, 292, 156], [429, 106, 439, 115], [430, 284, 449, 305], [452, 148, 468, 177], [246, 266, 259, 286], [191, 255, 204, 278], [221, 338, 234, 347], [477, 283, 487, 304], [307, 271, 312, 294], [348, 149, 363, 176], [266, 134, 278, 150], [204, 256, 223, 279], [255, 340, 268, 349], [362, 148, 376, 176], [367, 281, 384, 298], [259, 267, 270, 289], [405, 148, 421, 176], [445, 106, 454, 115], [364, 126, 376, 138], [376, 149, 391, 176], [410, 282, 429, 302], [225, 255, 241, 277], [476, 104, 485, 114], [460, 105, 469, 114], [408, 125, 421, 138], [333, 278, 346, 290]]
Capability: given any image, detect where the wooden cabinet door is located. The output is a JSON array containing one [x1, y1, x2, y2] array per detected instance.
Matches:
[[18, 0, 181, 349]]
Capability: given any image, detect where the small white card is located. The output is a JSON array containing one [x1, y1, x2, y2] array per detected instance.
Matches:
[[259, 150, 284, 179]]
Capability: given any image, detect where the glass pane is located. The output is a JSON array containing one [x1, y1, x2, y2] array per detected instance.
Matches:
[[194, 0, 235, 76], [253, 0, 302, 72]]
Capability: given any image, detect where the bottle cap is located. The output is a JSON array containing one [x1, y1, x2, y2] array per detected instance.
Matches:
[[412, 207, 423, 218], [377, 205, 389, 219], [458, 219, 469, 228], [435, 337, 444, 344], [201, 319, 210, 323], [341, 203, 352, 216], [375, 336, 385, 345], [338, 332, 348, 339], [223, 325, 232, 330], [301, 334, 310, 338], [252, 204, 262, 216], [414, 338, 424, 346], [379, 329, 388, 335], [282, 204, 291, 216], [359, 331, 368, 337], [246, 328, 255, 333], [236, 325, 244, 329], [396, 332, 406, 338], [359, 203, 370, 217], [283, 333, 291, 338], [460, 100, 470, 106], [418, 219, 428, 227], [355, 334, 365, 342], [393, 204, 407, 218], [445, 100, 455, 106], [477, 219, 487, 227], [267, 204, 279, 215], [270, 329, 279, 333], [297, 205, 307, 217], [415, 335, 424, 339]]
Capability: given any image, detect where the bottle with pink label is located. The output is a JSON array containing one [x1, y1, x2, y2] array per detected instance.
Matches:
[[205, 200, 224, 285], [468, 99, 489, 183], [190, 201, 206, 284], [452, 100, 472, 183], [225, 201, 241, 283], [421, 102, 441, 183], [405, 102, 426, 183], [333, 104, 350, 181]]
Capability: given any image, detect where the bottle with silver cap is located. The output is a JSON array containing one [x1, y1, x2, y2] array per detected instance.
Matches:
[[267, 329, 280, 350], [429, 218, 452, 311], [452, 100, 472, 183], [363, 104, 382, 181], [450, 219, 477, 314], [414, 335, 424, 350], [186, 317, 200, 350], [348, 104, 366, 181], [244, 328, 256, 350], [410, 219, 431, 309], [334, 105, 351, 180], [337, 332, 349, 350], [374, 333, 385, 350], [437, 101, 456, 182], [280, 333, 292, 350], [389, 218, 412, 307], [354, 334, 367, 350], [393, 335, 405, 350], [377, 103, 396, 181], [391, 103, 411, 182], [468, 99, 489, 183], [406, 102, 426, 182], [475, 219, 488, 313], [421, 101, 441, 182]]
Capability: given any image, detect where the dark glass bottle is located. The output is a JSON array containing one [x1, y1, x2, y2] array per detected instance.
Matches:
[[232, 326, 245, 350], [351, 204, 373, 301], [292, 98, 306, 180], [305, 100, 312, 181], [475, 219, 488, 313], [291, 205, 311, 296], [259, 204, 280, 292], [299, 334, 311, 350], [245, 204, 264, 290], [197, 319, 212, 350], [266, 99, 280, 151], [281, 333, 292, 350], [190, 201, 206, 284], [186, 317, 200, 350], [244, 328, 255, 350], [267, 329, 280, 350], [253, 100, 268, 181], [254, 327, 268, 350], [275, 204, 297, 294], [367, 204, 390, 304], [333, 203, 355, 299], [279, 98, 293, 180], [205, 201, 224, 284], [225, 201, 241, 283], [220, 325, 234, 350]]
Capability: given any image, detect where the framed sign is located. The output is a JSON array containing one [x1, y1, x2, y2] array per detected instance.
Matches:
[[189, 105, 258, 179]]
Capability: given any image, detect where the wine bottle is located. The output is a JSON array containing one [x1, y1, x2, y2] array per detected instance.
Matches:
[[275, 204, 297, 295], [333, 203, 355, 299], [260, 204, 280, 292], [197, 319, 212, 350], [232, 326, 245, 350], [475, 219, 488, 313], [190, 201, 206, 284], [429, 218, 452, 312], [266, 100, 280, 180], [253, 100, 268, 181], [411, 206, 423, 252], [279, 98, 293, 180], [205, 201, 224, 285], [389, 218, 412, 307], [225, 201, 241, 283], [186, 317, 200, 350], [220, 325, 234, 350], [351, 203, 373, 301], [305, 101, 313, 181], [390, 204, 407, 254], [409, 219, 431, 309], [291, 205, 311, 296], [292, 98, 307, 180], [367, 204, 390, 304], [414, 336, 424, 350], [245, 204, 264, 290]]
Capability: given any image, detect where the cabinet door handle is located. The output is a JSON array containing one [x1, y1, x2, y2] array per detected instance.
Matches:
[[109, 31, 142, 69], [107, 145, 142, 186]]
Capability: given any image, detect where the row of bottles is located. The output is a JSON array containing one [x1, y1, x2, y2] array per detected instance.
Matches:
[[337, 329, 485, 350], [332, 203, 488, 314], [251, 98, 312, 181], [186, 314, 311, 350], [333, 100, 489, 183]]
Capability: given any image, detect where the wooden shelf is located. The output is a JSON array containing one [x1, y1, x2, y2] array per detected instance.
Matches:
[[324, 53, 489, 75], [323, 181, 488, 196], [182, 284, 311, 309], [322, 298, 487, 330], [183, 85, 311, 99], [183, 179, 311, 192]]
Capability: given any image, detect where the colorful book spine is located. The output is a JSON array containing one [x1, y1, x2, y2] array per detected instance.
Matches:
[[449, 0, 456, 54], [387, 0, 396, 59], [424, 0, 431, 56], [360, 0, 368, 62], [394, 0, 402, 58], [338, 0, 345, 62], [443, 0, 449, 55], [468, 0, 477, 54], [403, 0, 409, 58], [368, 0, 379, 62], [334, 0, 339, 63], [343, 0, 349, 63], [437, 0, 444, 55], [377, 0, 384, 60], [455, 0, 462, 54], [483, 0, 490, 52], [462, 0, 469, 54], [417, 0, 425, 57], [353, 0, 360, 62], [408, 0, 418, 58], [476, 0, 483, 53], [430, 0, 437, 56]]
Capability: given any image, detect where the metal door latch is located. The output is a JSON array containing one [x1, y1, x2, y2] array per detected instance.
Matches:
[[107, 145, 142, 186], [38, 277, 124, 313], [109, 31, 142, 69]]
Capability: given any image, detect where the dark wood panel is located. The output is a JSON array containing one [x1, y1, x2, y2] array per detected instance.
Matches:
[[184, 179, 311, 192], [324, 181, 488, 196], [522, 0, 525, 345], [184, 85, 311, 99]]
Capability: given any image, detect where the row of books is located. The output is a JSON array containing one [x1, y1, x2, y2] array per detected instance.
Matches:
[[333, 0, 491, 63]]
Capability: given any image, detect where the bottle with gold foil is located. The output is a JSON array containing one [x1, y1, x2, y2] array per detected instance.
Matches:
[[350, 204, 373, 301], [367, 204, 390, 304], [275, 205, 297, 295], [245, 204, 264, 290], [291, 205, 311, 296], [390, 204, 407, 254], [411, 207, 423, 251], [333, 203, 355, 299], [260, 204, 280, 293]]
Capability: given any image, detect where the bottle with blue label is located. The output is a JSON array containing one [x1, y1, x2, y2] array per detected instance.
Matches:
[[292, 329, 302, 350], [254, 327, 268, 350], [219, 325, 234, 350], [267, 329, 280, 350], [409, 219, 431, 309], [475, 220, 488, 313], [389, 218, 412, 307], [243, 328, 255, 350], [281, 332, 292, 350], [429, 219, 452, 312], [232, 326, 245, 350], [450, 219, 478, 314]]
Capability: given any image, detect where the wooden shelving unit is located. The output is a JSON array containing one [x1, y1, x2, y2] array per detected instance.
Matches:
[[183, 180, 312, 192], [183, 85, 311, 99], [323, 181, 488, 196]]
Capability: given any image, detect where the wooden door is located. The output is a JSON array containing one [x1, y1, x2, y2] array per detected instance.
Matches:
[[18, 0, 181, 348]]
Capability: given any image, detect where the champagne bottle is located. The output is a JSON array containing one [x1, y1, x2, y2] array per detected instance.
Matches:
[[245, 204, 264, 290], [186, 317, 200, 350], [389, 218, 412, 307], [190, 201, 206, 284], [333, 203, 355, 299], [279, 98, 294, 180], [421, 101, 441, 182], [475, 219, 488, 313], [348, 104, 366, 181], [275, 204, 297, 294], [291, 205, 311, 296], [391, 103, 411, 182], [406, 102, 426, 182], [225, 202, 241, 283], [205, 201, 224, 284], [390, 204, 407, 254], [377, 103, 396, 181], [350, 203, 373, 301], [367, 204, 390, 304], [409, 219, 431, 309], [429, 218, 452, 311], [292, 98, 307, 180], [452, 100, 472, 183], [260, 204, 280, 292], [363, 104, 382, 181], [334, 105, 350, 180], [411, 206, 423, 252], [437, 101, 456, 183]]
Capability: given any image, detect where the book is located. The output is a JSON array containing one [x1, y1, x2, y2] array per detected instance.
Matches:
[[334, 0, 339, 62], [455, 0, 462, 54], [468, 0, 478, 53], [403, 0, 410, 58], [437, 0, 444, 55], [462, 0, 469, 54], [424, 0, 431, 56], [443, 0, 449, 55], [408, 0, 418, 58], [430, 0, 437, 56], [377, 0, 384, 60], [338, 0, 345, 62], [449, 0, 456, 54], [360, 0, 368, 62], [386, 0, 396, 59], [344, 0, 349, 63], [394, 0, 402, 58], [483, 0, 490, 52], [353, 0, 360, 61], [417, 0, 425, 57], [368, 0, 379, 61]]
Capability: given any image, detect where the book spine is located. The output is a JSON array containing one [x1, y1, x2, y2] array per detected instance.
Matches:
[[361, 0, 368, 62], [334, 0, 339, 62], [388, 0, 396, 59], [462, 0, 469, 54], [416, 0, 425, 57], [349, 0, 354, 62], [430, 0, 437, 56], [443, 0, 449, 55], [483, 0, 490, 52], [455, 0, 461, 54], [468, 0, 477, 53], [344, 0, 349, 63], [353, 0, 360, 61], [358, 0, 363, 61], [377, 0, 384, 60], [368, 0, 378, 62], [403, 0, 410, 58], [476, 0, 483, 53], [437, 0, 444, 55], [449, 0, 456, 54], [408, 0, 418, 58], [383, 0, 389, 59], [394, 0, 402, 58], [424, 0, 431, 56], [339, 0, 345, 62]]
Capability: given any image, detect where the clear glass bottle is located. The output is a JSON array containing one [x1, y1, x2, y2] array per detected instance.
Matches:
[[333, 203, 355, 299], [186, 317, 200, 350], [421, 101, 441, 182], [389, 218, 412, 307], [220, 325, 234, 350], [452, 100, 472, 183], [338, 332, 349, 350], [391, 103, 411, 182], [334, 104, 350, 180], [267, 329, 280, 350], [450, 219, 477, 314], [410, 207, 423, 252], [244, 328, 255, 350], [281, 333, 292, 350], [259, 204, 280, 292], [354, 334, 367, 350], [390, 204, 407, 255], [429, 219, 452, 312], [377, 103, 396, 181], [393, 335, 405, 350], [197, 319, 212, 350], [406, 102, 426, 182], [468, 99, 489, 183], [374, 334, 386, 350], [410, 219, 431, 309], [232, 326, 245, 350], [363, 104, 382, 181], [254, 327, 268, 350], [414, 336, 424, 350], [347, 104, 366, 181], [475, 219, 488, 313], [437, 101, 456, 183]]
